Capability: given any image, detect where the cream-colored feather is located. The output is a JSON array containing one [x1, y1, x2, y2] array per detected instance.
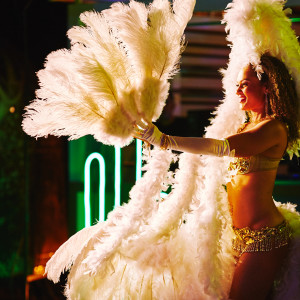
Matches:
[[23, 17, 135, 146], [102, 0, 195, 122], [45, 222, 104, 283], [222, 0, 300, 156], [22, 0, 195, 146]]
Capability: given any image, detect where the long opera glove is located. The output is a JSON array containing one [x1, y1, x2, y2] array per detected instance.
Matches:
[[133, 123, 231, 156]]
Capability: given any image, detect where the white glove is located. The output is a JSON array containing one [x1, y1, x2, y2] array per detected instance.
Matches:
[[133, 122, 231, 156], [133, 122, 177, 149]]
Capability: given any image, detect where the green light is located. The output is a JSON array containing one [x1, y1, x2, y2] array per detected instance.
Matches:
[[291, 18, 300, 23], [114, 147, 121, 207], [82, 143, 170, 230], [84, 152, 106, 227], [160, 192, 168, 198], [275, 180, 300, 186], [76, 192, 85, 232], [136, 139, 143, 180]]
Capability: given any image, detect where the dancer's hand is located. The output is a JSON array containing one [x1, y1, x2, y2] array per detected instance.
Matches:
[[132, 122, 163, 147], [133, 121, 178, 150]]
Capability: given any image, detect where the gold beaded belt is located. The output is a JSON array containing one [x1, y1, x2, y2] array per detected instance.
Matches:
[[232, 220, 292, 256]]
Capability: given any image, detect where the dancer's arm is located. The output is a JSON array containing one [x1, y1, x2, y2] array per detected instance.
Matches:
[[226, 119, 287, 157], [133, 122, 231, 156], [133, 119, 287, 157]]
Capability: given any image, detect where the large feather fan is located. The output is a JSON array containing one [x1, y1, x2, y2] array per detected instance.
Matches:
[[22, 0, 195, 146]]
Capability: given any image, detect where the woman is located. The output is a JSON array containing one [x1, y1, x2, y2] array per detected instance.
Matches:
[[134, 54, 299, 299]]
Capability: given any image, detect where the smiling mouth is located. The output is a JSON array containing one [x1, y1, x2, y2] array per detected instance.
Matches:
[[239, 97, 246, 103]]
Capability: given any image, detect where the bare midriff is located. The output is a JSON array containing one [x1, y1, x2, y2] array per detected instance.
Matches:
[[227, 169, 285, 229]]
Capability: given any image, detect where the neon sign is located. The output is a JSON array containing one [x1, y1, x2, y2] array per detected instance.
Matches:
[[84, 141, 143, 227], [84, 152, 106, 226], [84, 140, 167, 228]]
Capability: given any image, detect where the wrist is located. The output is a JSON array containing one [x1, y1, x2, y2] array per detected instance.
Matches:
[[159, 134, 177, 150]]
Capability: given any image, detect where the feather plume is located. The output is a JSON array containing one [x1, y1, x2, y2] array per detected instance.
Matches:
[[22, 0, 196, 146], [222, 0, 300, 156], [45, 222, 104, 283], [45, 148, 175, 282], [82, 148, 176, 276], [102, 0, 195, 122], [117, 152, 203, 265]]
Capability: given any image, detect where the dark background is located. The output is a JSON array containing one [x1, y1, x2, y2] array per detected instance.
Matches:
[[0, 1, 69, 299]]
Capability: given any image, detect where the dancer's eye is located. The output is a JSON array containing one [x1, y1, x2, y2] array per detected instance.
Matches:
[[240, 82, 248, 88]]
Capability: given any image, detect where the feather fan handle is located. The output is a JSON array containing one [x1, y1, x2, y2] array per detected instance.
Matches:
[[22, 0, 196, 146]]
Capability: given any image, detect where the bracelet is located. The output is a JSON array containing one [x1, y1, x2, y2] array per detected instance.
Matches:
[[159, 134, 178, 150]]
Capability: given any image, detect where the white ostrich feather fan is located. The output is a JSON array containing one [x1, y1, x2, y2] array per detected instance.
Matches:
[[22, 0, 196, 147]]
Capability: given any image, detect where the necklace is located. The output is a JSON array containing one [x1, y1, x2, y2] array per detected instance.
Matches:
[[249, 116, 272, 124], [237, 116, 273, 133]]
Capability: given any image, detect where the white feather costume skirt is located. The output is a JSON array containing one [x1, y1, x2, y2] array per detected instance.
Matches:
[[45, 150, 300, 300]]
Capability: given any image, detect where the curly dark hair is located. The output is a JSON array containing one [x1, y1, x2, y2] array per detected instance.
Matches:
[[258, 54, 300, 149]]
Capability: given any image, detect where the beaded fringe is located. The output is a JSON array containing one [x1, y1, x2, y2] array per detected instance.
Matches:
[[232, 220, 292, 256]]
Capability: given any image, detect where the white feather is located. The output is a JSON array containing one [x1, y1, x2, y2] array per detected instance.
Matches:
[[22, 0, 195, 146], [222, 0, 300, 156], [82, 148, 176, 276], [45, 222, 104, 283]]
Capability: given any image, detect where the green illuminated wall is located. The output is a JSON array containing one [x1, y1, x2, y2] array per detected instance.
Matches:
[[68, 136, 141, 233]]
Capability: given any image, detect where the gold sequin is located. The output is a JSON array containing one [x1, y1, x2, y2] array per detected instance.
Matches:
[[228, 157, 251, 174], [232, 221, 292, 256]]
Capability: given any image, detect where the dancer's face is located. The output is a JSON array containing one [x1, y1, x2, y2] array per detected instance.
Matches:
[[236, 65, 267, 113]]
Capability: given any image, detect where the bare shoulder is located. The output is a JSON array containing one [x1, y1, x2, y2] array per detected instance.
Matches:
[[227, 118, 287, 157], [254, 118, 287, 134], [254, 119, 288, 151]]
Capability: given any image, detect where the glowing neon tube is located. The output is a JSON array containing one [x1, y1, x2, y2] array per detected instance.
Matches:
[[84, 152, 106, 227], [114, 146, 121, 207], [136, 139, 143, 181]]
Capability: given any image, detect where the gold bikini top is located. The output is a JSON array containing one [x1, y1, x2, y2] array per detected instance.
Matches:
[[228, 155, 281, 175]]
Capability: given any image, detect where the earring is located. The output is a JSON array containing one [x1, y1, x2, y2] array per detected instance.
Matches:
[[265, 93, 269, 115]]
